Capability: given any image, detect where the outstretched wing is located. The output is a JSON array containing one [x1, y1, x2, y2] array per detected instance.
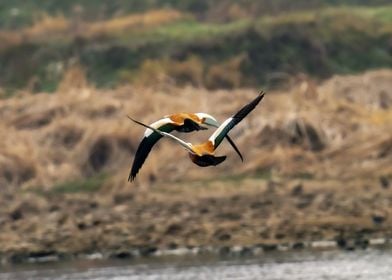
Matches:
[[196, 112, 243, 161], [128, 118, 177, 182], [209, 92, 265, 149], [225, 135, 243, 161]]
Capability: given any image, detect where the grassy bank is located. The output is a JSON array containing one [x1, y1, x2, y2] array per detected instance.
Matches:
[[0, 6, 391, 93], [1, 0, 391, 29]]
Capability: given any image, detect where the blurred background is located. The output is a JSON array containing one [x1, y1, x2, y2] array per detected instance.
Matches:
[[0, 0, 391, 268]]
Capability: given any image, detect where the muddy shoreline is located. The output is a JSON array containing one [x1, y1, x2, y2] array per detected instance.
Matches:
[[2, 238, 392, 266], [1, 176, 392, 265]]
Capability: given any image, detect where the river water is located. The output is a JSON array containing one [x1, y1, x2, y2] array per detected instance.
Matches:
[[2, 248, 392, 280]]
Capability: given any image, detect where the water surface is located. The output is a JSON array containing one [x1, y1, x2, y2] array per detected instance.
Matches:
[[2, 249, 392, 280]]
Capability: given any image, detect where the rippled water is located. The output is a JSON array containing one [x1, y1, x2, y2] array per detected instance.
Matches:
[[2, 249, 392, 280]]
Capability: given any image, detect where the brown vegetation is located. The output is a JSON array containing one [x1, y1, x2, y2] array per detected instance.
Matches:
[[0, 69, 391, 191]]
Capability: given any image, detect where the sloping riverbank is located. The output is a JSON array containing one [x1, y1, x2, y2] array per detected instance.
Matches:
[[0, 70, 391, 264]]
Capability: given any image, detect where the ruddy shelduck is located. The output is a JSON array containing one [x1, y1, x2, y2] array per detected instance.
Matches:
[[128, 112, 243, 181], [129, 92, 265, 177]]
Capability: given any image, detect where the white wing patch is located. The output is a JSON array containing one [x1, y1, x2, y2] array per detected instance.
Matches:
[[144, 117, 173, 137], [195, 112, 220, 127], [209, 118, 233, 145], [195, 112, 217, 122]]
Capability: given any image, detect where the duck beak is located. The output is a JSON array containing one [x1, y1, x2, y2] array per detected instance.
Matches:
[[203, 117, 220, 128]]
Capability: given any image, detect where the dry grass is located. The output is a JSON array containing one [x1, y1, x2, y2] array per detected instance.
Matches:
[[87, 9, 186, 38], [124, 56, 205, 87], [205, 54, 245, 89], [57, 64, 90, 93], [126, 54, 247, 90], [0, 69, 391, 191], [0, 9, 186, 50]]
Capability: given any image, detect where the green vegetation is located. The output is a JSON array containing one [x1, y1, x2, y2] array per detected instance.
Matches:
[[177, 169, 273, 187], [50, 173, 107, 194], [0, 4, 391, 93], [25, 174, 106, 196], [290, 172, 315, 180], [26, 174, 107, 196], [1, 0, 391, 29]]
